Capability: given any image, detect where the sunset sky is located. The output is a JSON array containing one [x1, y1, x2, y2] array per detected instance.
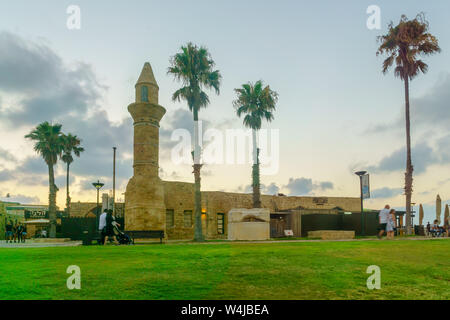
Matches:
[[0, 0, 449, 224]]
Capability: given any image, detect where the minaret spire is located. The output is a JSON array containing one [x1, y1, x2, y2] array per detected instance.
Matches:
[[135, 62, 159, 103], [125, 62, 166, 233], [136, 62, 158, 87]]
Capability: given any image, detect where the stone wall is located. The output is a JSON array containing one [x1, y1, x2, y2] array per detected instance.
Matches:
[[69, 202, 125, 218], [161, 180, 360, 240]]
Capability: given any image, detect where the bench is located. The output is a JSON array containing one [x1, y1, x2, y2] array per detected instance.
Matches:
[[126, 230, 165, 244]]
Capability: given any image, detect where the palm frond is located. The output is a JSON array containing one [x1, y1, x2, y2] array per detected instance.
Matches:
[[377, 13, 440, 80], [233, 80, 278, 130]]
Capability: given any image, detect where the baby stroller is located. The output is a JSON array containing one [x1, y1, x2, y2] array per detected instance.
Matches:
[[113, 223, 133, 245]]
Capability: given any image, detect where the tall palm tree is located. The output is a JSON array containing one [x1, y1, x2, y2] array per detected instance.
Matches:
[[61, 133, 84, 216], [25, 121, 65, 238], [168, 42, 221, 241], [377, 13, 440, 234], [233, 80, 278, 208]]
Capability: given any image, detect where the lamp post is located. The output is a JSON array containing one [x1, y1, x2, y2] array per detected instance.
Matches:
[[92, 180, 104, 230], [355, 171, 368, 236]]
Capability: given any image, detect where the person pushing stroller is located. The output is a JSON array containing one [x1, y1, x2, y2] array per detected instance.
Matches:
[[104, 209, 120, 245]]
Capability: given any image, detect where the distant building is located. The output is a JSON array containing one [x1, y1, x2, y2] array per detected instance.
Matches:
[[69, 193, 125, 218], [6, 204, 48, 218]]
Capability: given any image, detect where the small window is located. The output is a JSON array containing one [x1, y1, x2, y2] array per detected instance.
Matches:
[[141, 86, 149, 102], [217, 213, 225, 235], [166, 209, 174, 227], [184, 210, 193, 227]]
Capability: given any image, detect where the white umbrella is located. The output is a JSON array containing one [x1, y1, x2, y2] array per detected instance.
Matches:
[[445, 204, 449, 225], [436, 195, 442, 224], [419, 204, 424, 226]]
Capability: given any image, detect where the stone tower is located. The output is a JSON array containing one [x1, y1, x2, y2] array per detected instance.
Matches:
[[125, 62, 166, 232]]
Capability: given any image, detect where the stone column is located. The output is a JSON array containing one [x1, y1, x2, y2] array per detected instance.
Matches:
[[101, 193, 109, 212]]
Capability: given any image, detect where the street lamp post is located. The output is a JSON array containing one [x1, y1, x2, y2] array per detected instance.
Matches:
[[92, 180, 104, 231], [355, 171, 368, 236], [113, 147, 117, 215]]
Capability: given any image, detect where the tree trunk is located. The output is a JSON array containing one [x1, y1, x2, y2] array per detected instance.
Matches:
[[48, 163, 57, 238], [252, 129, 261, 208], [193, 109, 204, 241], [66, 162, 71, 217], [404, 77, 413, 235]]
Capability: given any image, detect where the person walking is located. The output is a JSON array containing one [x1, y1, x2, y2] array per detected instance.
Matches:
[[386, 209, 397, 240], [99, 209, 108, 245], [16, 223, 24, 243], [104, 210, 119, 245], [377, 205, 390, 239], [21, 224, 27, 243], [5, 220, 13, 243], [12, 221, 18, 243]]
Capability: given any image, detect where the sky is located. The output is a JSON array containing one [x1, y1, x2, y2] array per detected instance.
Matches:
[[0, 0, 449, 224]]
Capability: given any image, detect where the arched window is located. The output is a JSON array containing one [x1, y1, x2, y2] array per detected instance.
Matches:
[[141, 86, 149, 102]]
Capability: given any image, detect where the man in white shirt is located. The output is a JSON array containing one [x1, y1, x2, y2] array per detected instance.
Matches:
[[99, 209, 108, 245], [377, 205, 390, 239]]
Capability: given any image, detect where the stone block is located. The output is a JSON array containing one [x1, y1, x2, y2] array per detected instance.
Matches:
[[228, 208, 270, 241], [307, 230, 355, 240]]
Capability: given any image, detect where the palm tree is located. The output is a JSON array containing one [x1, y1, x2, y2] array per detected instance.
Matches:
[[233, 80, 278, 208], [377, 13, 440, 234], [61, 133, 84, 216], [25, 121, 65, 238], [168, 42, 221, 241]]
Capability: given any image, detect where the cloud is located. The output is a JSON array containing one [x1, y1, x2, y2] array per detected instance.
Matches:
[[371, 187, 403, 199], [0, 32, 105, 127], [284, 178, 334, 196], [368, 142, 437, 174], [0, 32, 136, 194], [233, 182, 281, 195], [262, 183, 280, 195], [0, 32, 62, 93], [319, 181, 334, 191], [365, 73, 450, 134], [235, 184, 252, 193], [159, 108, 234, 161], [0, 169, 14, 182], [0, 147, 17, 162], [412, 74, 450, 128], [0, 156, 50, 185], [368, 138, 450, 175], [436, 134, 450, 164], [285, 178, 313, 195], [0, 194, 40, 204]]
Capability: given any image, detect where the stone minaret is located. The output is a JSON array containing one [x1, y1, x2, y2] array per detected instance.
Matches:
[[125, 62, 166, 232]]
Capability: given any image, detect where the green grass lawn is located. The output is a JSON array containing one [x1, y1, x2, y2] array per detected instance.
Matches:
[[0, 239, 448, 300]]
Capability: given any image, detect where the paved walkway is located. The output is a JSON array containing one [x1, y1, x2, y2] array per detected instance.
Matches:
[[140, 236, 450, 246], [0, 237, 447, 248], [0, 240, 82, 248]]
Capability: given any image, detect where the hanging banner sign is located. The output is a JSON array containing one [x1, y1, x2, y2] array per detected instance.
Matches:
[[362, 174, 370, 199]]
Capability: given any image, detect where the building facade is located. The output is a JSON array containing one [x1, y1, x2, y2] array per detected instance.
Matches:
[[123, 63, 361, 240]]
